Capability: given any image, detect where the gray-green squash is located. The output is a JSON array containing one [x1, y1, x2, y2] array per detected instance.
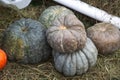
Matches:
[[53, 38, 98, 76], [39, 5, 74, 28], [87, 23, 120, 54], [1, 18, 52, 64]]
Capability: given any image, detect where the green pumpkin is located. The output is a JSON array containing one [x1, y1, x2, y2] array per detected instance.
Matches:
[[39, 5, 74, 28], [1, 18, 52, 64], [46, 14, 87, 53], [87, 23, 120, 54], [53, 38, 98, 76]]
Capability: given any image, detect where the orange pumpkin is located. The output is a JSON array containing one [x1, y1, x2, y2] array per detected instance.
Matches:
[[0, 49, 7, 70]]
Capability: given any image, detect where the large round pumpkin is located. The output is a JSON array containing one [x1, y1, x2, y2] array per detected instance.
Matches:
[[53, 38, 98, 76], [46, 14, 87, 53], [1, 18, 52, 64], [87, 23, 120, 54], [39, 5, 74, 28]]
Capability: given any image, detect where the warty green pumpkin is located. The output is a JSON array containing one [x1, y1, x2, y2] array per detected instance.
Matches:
[[1, 18, 52, 64], [39, 5, 74, 28], [87, 23, 120, 54], [46, 14, 87, 53], [52, 38, 98, 76]]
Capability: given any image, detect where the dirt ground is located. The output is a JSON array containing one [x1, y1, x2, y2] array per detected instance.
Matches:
[[0, 0, 120, 80]]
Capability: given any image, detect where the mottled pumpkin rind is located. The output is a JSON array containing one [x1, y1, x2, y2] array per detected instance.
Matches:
[[39, 5, 87, 53], [1, 18, 52, 64], [87, 23, 120, 54], [52, 38, 98, 76], [39, 5, 74, 28], [46, 14, 87, 53]]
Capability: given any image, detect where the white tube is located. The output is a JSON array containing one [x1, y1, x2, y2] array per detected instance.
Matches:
[[0, 0, 32, 9], [54, 0, 120, 28]]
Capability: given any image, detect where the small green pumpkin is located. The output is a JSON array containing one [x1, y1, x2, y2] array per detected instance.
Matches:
[[87, 23, 120, 54], [46, 14, 87, 53], [53, 38, 98, 76], [39, 5, 74, 28], [1, 18, 52, 64]]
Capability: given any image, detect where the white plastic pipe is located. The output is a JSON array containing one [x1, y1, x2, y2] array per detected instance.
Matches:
[[0, 0, 32, 9], [54, 0, 120, 28]]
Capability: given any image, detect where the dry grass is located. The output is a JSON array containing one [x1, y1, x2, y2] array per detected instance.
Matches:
[[0, 0, 120, 80], [0, 53, 120, 80]]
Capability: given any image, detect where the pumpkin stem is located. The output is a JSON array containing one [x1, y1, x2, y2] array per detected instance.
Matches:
[[59, 26, 67, 30], [99, 28, 106, 32], [21, 27, 28, 32]]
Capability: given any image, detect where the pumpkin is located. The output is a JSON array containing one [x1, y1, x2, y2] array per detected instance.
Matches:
[[53, 38, 98, 76], [1, 18, 52, 64], [0, 49, 7, 70], [46, 14, 87, 53], [87, 23, 120, 54], [39, 5, 74, 28]]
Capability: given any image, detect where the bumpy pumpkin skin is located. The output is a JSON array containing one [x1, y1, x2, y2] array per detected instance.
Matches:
[[53, 38, 98, 76], [39, 5, 74, 28], [1, 18, 52, 64], [87, 23, 120, 54], [46, 14, 87, 53]]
